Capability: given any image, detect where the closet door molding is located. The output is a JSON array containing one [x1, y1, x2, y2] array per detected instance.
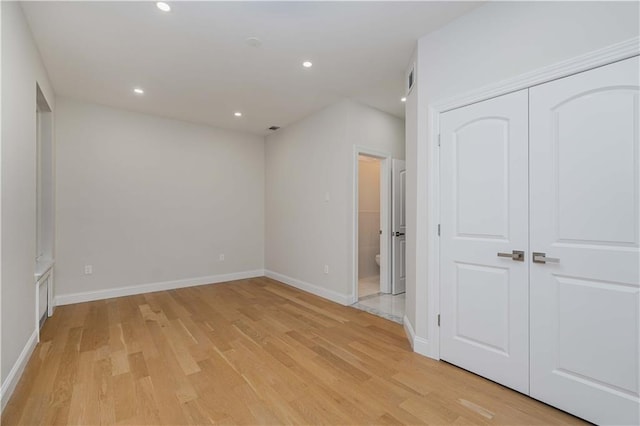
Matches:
[[436, 55, 639, 425], [433, 37, 639, 114], [423, 38, 640, 362]]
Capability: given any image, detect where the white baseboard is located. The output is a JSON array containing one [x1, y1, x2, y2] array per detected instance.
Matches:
[[1, 329, 38, 413], [264, 270, 352, 306], [54, 269, 265, 306], [413, 334, 431, 358], [403, 315, 416, 348], [403, 315, 434, 359]]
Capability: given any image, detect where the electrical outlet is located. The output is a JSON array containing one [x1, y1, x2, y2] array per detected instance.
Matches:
[[84, 265, 93, 275], [219, 254, 225, 261], [324, 264, 329, 274]]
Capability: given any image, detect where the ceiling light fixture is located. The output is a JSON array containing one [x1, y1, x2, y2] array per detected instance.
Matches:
[[133, 87, 144, 95], [234, 112, 242, 117], [302, 61, 313, 68], [156, 2, 171, 12], [401, 97, 407, 102]]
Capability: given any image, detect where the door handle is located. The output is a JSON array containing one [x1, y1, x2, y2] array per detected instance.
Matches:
[[394, 232, 405, 237], [497, 250, 524, 261], [532, 252, 560, 264]]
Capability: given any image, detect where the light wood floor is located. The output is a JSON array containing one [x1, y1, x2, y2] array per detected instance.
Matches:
[[2, 277, 584, 425]]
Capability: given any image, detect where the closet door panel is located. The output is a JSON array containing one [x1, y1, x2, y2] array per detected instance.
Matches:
[[530, 56, 640, 426], [440, 89, 530, 393]]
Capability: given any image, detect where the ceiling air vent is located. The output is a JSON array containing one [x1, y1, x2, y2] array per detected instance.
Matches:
[[407, 63, 415, 94], [268, 126, 280, 131]]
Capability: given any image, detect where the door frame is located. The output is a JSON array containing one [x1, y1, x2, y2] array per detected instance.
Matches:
[[418, 37, 640, 361], [35, 84, 55, 341], [391, 158, 406, 295], [351, 146, 392, 304]]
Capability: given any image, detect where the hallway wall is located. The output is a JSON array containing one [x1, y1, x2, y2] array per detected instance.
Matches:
[[265, 100, 404, 303], [1, 1, 56, 402], [54, 98, 265, 301]]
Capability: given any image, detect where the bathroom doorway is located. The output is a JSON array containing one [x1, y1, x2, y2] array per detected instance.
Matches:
[[352, 147, 391, 303], [352, 148, 406, 323], [357, 154, 383, 298]]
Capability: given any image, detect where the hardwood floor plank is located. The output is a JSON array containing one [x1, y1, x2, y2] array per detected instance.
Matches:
[[112, 373, 136, 423], [133, 376, 162, 424], [127, 351, 149, 379], [2, 278, 586, 425]]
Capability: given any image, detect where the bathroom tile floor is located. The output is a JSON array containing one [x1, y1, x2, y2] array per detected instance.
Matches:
[[358, 275, 380, 298], [355, 275, 406, 323]]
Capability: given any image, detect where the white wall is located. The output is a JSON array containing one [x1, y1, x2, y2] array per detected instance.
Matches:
[[265, 100, 404, 302], [358, 158, 380, 279], [404, 47, 419, 330], [36, 101, 55, 263], [405, 1, 640, 354], [55, 98, 265, 300], [1, 0, 56, 397]]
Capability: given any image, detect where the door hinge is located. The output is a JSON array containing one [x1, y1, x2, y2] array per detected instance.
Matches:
[[437, 134, 441, 147], [437, 314, 441, 327], [437, 224, 441, 236]]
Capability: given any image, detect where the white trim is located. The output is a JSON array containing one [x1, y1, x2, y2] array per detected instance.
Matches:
[[35, 268, 53, 342], [352, 145, 392, 304], [54, 269, 265, 306], [425, 106, 441, 360], [48, 269, 55, 317], [427, 38, 639, 361], [403, 315, 415, 348], [434, 37, 640, 113], [403, 315, 430, 357], [413, 334, 430, 358], [265, 269, 352, 306], [34, 259, 54, 280], [1, 329, 38, 412]]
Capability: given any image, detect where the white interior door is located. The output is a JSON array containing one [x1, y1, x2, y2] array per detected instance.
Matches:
[[529, 56, 640, 425], [392, 159, 406, 295], [440, 89, 530, 393]]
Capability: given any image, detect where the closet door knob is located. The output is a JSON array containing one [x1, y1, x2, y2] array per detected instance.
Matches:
[[497, 250, 524, 261], [532, 252, 560, 264]]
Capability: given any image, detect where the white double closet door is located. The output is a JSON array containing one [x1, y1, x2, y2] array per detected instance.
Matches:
[[440, 56, 639, 425]]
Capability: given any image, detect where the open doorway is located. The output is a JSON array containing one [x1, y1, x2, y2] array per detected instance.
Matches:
[[357, 154, 383, 298], [352, 148, 406, 323], [35, 84, 54, 339]]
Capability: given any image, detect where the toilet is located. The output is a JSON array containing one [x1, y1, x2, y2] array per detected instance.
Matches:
[[375, 254, 380, 266]]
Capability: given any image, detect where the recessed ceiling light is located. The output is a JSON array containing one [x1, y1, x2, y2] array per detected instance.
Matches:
[[302, 61, 313, 68], [234, 112, 242, 117], [401, 97, 407, 102], [133, 87, 144, 95], [156, 2, 171, 12]]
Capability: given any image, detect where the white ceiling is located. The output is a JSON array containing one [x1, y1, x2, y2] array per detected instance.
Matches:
[[22, 1, 480, 135]]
